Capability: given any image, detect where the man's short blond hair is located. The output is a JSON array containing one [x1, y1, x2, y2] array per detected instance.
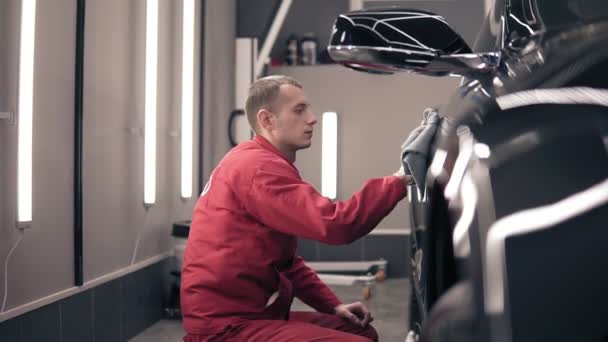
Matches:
[[245, 75, 302, 133]]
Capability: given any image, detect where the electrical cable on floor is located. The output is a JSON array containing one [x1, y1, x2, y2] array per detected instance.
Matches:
[[2, 230, 25, 313], [131, 210, 150, 265]]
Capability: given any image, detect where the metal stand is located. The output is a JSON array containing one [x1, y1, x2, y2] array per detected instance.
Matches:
[[308, 260, 388, 300]]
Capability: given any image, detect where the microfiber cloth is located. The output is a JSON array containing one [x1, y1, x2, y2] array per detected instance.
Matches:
[[400, 108, 442, 193]]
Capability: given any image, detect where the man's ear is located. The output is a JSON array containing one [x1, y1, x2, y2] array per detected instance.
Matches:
[[257, 109, 273, 131]]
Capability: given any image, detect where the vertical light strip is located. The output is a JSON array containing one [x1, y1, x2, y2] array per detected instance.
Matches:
[[181, 0, 195, 198], [180, 0, 194, 199], [144, 0, 158, 206], [322, 112, 338, 200], [17, 0, 37, 225]]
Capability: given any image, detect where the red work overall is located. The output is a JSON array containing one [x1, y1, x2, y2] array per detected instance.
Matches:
[[181, 135, 406, 341]]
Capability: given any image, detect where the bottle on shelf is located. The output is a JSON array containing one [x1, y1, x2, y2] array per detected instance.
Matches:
[[300, 32, 318, 65], [285, 34, 300, 66]]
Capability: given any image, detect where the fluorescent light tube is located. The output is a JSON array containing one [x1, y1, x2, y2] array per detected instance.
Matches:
[[17, 0, 37, 226], [181, 0, 194, 199], [144, 0, 158, 206], [322, 112, 338, 200]]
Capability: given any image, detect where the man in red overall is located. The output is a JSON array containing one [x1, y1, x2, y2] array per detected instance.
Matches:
[[181, 75, 410, 341]]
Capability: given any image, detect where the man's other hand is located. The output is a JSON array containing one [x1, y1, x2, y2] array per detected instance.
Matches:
[[334, 302, 373, 327]]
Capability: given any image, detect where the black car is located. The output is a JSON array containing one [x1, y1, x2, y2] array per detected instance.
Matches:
[[328, 1, 608, 341]]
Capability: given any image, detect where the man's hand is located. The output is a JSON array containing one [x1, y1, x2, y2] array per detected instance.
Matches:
[[393, 165, 413, 186], [334, 302, 373, 327]]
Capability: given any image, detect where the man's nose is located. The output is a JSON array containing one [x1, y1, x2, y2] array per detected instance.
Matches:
[[309, 112, 318, 125]]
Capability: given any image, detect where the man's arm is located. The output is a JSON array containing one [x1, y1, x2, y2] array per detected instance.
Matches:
[[245, 158, 408, 245], [283, 255, 341, 314]]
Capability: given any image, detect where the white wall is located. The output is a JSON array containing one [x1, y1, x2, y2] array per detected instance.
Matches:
[[82, 0, 201, 281], [0, 0, 203, 317], [0, 0, 76, 311], [202, 0, 237, 177]]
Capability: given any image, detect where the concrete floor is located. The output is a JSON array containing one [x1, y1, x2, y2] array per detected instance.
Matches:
[[130, 278, 410, 342]]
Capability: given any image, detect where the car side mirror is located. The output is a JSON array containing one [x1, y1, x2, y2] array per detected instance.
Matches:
[[328, 8, 499, 78]]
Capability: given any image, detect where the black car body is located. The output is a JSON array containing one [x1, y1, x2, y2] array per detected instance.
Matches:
[[329, 1, 608, 341]]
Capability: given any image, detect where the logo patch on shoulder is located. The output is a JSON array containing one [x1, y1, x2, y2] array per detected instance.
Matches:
[[200, 175, 213, 197]]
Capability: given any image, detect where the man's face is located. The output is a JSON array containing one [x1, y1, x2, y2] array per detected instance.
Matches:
[[268, 84, 317, 151]]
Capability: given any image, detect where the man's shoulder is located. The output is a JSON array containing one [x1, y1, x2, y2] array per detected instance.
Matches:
[[219, 140, 285, 175]]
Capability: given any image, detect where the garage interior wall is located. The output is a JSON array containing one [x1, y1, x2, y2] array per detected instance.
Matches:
[[0, 0, 77, 314], [0, 0, 481, 331], [0, 0, 204, 330], [202, 0, 236, 175], [83, 0, 200, 282]]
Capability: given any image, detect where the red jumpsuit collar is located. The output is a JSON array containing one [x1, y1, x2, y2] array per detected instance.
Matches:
[[253, 135, 297, 169]]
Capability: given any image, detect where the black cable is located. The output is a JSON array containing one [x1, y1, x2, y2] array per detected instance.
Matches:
[[73, 0, 86, 286], [228, 109, 244, 147], [198, 0, 206, 195]]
